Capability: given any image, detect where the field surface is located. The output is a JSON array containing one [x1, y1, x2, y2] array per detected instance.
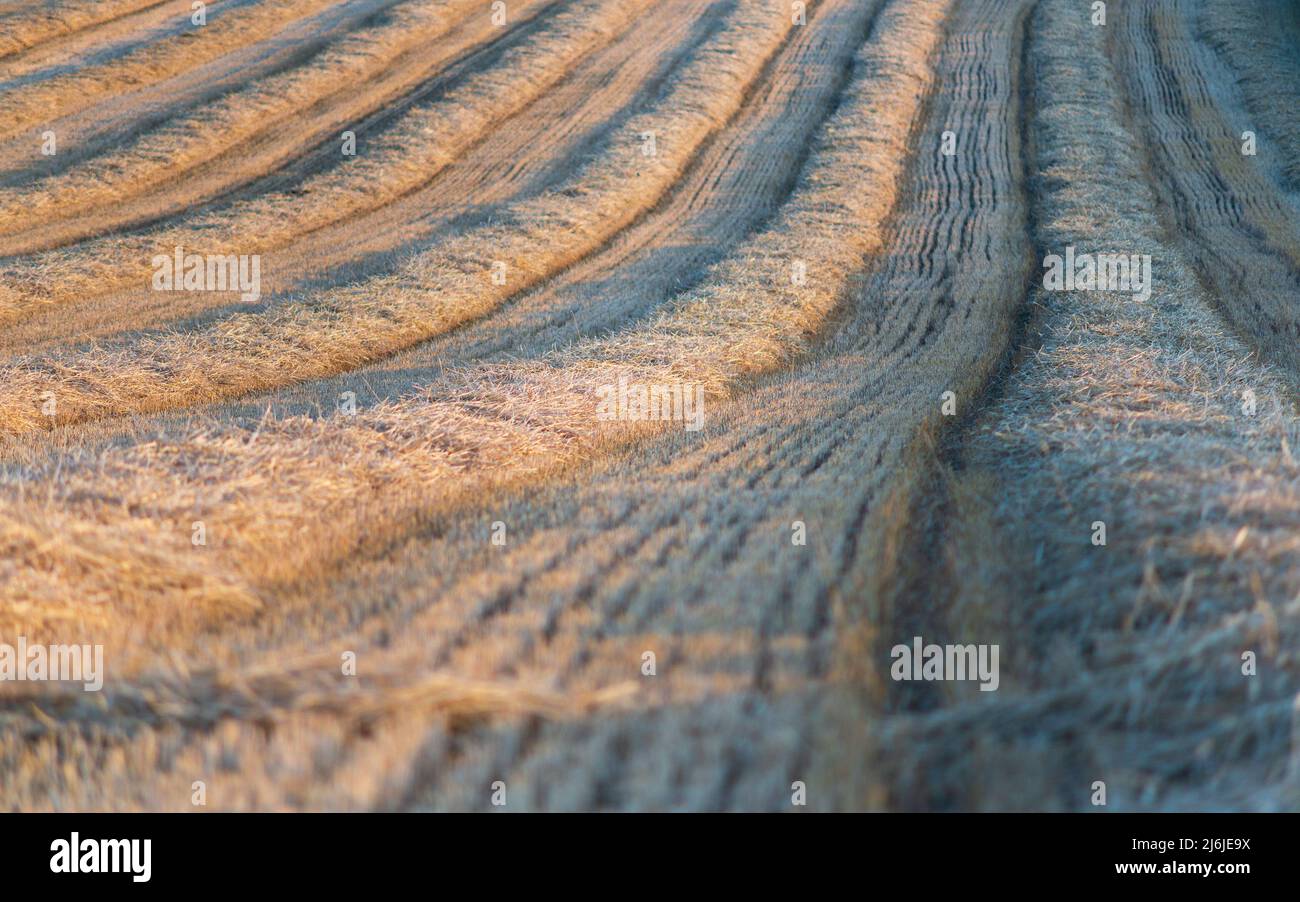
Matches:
[[2, 0, 1300, 811]]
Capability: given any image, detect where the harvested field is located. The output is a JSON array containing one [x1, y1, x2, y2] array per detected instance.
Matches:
[[1, 0, 1299, 813]]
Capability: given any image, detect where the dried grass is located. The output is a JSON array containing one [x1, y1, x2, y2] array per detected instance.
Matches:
[[1198, 0, 1300, 191], [875, 0, 1300, 811], [0, 0, 165, 60], [0, 0, 343, 140], [0, 0, 789, 430], [0, 0, 477, 235], [0, 0, 645, 320], [1, 0, 946, 658]]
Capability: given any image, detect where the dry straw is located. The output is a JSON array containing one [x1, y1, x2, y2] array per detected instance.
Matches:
[[0, 0, 645, 319], [0, 0, 344, 140], [0, 0, 165, 60], [0, 0, 789, 429], [0, 0, 478, 234], [2, 0, 948, 648]]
